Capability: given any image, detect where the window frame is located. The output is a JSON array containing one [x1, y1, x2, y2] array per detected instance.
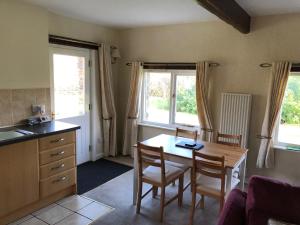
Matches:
[[140, 69, 198, 129], [274, 72, 300, 148]]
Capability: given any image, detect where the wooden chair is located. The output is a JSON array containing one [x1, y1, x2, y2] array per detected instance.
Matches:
[[136, 142, 185, 222], [176, 127, 198, 141], [189, 151, 226, 225], [216, 132, 242, 147], [165, 128, 198, 188]]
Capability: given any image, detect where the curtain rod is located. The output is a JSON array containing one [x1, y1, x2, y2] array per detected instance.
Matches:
[[49, 35, 101, 50], [126, 62, 220, 67]]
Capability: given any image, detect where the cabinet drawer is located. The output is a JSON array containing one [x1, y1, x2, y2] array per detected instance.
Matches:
[[39, 131, 75, 151], [40, 156, 75, 179], [40, 144, 75, 165], [40, 169, 76, 198]]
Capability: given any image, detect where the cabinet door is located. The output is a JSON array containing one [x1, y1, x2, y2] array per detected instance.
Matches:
[[0, 140, 39, 217]]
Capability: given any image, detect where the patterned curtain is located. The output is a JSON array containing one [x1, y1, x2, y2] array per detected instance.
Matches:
[[122, 62, 143, 156], [257, 62, 291, 168], [196, 61, 214, 142], [98, 44, 117, 156]]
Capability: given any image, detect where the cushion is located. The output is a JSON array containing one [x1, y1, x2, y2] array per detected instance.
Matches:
[[155, 159, 190, 171], [196, 174, 223, 197], [142, 164, 184, 184]]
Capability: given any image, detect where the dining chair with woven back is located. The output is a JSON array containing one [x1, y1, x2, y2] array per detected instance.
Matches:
[[136, 142, 185, 222], [189, 151, 226, 225]]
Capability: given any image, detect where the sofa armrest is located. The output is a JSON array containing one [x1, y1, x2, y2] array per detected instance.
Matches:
[[217, 189, 247, 225], [246, 176, 300, 225]]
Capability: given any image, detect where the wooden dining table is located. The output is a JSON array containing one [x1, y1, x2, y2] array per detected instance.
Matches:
[[132, 134, 248, 205]]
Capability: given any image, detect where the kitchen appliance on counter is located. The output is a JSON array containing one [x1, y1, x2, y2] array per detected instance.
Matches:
[[27, 104, 51, 125]]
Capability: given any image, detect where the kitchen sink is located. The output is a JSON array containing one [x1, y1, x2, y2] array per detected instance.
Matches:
[[0, 129, 35, 141]]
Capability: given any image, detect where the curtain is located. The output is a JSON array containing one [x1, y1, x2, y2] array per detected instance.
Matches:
[[122, 62, 143, 156], [257, 61, 291, 168], [196, 61, 214, 142], [98, 44, 117, 157]]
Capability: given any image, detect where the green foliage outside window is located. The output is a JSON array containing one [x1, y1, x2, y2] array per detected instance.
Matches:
[[281, 76, 300, 124], [176, 85, 197, 114], [150, 85, 197, 115]]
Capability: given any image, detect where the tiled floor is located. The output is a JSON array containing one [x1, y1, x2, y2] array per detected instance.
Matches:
[[9, 195, 114, 225]]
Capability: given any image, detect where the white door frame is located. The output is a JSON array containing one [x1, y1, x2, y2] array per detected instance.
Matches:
[[49, 44, 92, 165]]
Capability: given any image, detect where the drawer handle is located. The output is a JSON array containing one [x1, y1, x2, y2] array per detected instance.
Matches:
[[50, 138, 65, 143], [51, 164, 65, 170], [50, 151, 65, 157], [52, 176, 67, 183]]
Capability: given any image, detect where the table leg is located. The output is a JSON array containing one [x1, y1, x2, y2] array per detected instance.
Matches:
[[239, 153, 247, 191], [133, 147, 138, 205], [226, 168, 233, 198]]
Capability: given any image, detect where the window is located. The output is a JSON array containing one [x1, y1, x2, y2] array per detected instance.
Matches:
[[276, 73, 300, 146], [52, 54, 86, 119], [141, 70, 198, 127]]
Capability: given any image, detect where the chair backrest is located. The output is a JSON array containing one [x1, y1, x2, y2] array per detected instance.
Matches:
[[175, 128, 198, 141], [192, 151, 226, 195], [216, 132, 242, 147], [137, 142, 166, 182]]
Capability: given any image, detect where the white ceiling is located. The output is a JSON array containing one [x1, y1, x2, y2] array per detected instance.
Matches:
[[236, 0, 300, 17], [22, 0, 300, 29]]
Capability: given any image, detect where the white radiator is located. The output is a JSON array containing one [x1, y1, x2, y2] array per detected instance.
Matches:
[[219, 93, 252, 148]]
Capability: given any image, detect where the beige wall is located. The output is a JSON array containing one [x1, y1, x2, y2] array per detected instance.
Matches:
[[0, 0, 120, 90], [118, 14, 300, 184], [0, 0, 49, 89]]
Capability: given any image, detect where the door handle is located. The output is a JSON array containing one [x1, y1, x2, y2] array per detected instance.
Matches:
[[50, 151, 65, 157], [50, 138, 65, 143], [51, 164, 65, 170], [52, 176, 67, 183]]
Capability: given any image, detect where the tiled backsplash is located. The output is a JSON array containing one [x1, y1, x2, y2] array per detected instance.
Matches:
[[0, 88, 51, 127]]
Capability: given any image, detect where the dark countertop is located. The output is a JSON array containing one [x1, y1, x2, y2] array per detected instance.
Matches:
[[0, 121, 80, 147]]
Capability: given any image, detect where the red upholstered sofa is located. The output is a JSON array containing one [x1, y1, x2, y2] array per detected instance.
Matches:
[[217, 176, 300, 225]]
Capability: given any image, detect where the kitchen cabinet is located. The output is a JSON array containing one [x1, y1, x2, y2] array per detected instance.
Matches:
[[0, 123, 79, 224], [0, 140, 39, 217]]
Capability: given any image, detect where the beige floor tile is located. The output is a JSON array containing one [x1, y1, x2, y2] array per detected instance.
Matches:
[[34, 205, 73, 225], [77, 202, 114, 221], [19, 217, 47, 225], [32, 203, 57, 216], [57, 195, 93, 211], [55, 213, 92, 225], [8, 215, 33, 225]]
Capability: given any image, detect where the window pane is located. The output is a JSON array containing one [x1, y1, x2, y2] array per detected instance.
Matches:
[[53, 54, 85, 119], [278, 75, 300, 145], [143, 72, 171, 124], [175, 75, 198, 126]]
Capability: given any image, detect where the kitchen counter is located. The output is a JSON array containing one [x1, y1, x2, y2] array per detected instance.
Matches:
[[0, 121, 80, 147]]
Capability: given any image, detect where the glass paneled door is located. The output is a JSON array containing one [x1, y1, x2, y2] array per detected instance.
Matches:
[[50, 46, 91, 165]]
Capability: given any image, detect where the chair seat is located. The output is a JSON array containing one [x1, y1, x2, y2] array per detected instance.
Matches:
[[196, 174, 224, 197], [155, 159, 190, 171], [143, 164, 184, 184]]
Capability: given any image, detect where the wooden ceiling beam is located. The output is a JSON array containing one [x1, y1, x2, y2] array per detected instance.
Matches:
[[196, 0, 251, 34]]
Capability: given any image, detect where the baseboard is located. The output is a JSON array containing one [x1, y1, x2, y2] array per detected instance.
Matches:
[[93, 152, 103, 161]]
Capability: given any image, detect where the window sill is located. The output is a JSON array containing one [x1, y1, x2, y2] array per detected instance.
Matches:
[[273, 145, 300, 152], [138, 122, 176, 131]]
